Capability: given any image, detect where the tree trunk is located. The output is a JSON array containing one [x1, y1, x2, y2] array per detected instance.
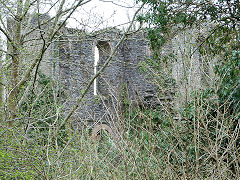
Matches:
[[0, 57, 3, 122], [8, 0, 23, 126]]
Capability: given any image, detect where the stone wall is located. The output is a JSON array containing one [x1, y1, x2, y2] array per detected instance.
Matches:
[[6, 14, 216, 128], [55, 30, 157, 127], [47, 25, 215, 127]]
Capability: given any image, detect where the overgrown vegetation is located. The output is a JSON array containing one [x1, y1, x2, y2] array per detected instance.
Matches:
[[0, 0, 239, 179]]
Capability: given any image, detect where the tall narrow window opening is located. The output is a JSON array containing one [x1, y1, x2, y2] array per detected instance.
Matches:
[[94, 41, 111, 96], [94, 46, 99, 95]]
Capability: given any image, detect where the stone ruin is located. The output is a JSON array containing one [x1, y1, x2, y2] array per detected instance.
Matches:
[[44, 24, 215, 132], [54, 28, 158, 129], [8, 14, 216, 132]]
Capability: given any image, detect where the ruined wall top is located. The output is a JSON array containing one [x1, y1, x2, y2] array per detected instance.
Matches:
[[58, 25, 149, 42]]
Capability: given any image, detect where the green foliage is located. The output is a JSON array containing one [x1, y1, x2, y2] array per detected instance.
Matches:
[[129, 107, 163, 132], [1, 0, 239, 178], [135, 0, 240, 178], [0, 129, 39, 179], [19, 72, 67, 147], [139, 56, 176, 88], [137, 0, 239, 52], [215, 50, 240, 115]]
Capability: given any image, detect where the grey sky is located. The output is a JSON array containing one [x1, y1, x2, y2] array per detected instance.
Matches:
[[67, 0, 139, 31]]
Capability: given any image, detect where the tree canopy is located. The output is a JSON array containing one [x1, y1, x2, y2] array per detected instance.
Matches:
[[137, 0, 239, 50]]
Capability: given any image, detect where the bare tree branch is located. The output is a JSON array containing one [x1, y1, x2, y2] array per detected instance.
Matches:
[[7, 0, 92, 101], [60, 2, 145, 129]]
